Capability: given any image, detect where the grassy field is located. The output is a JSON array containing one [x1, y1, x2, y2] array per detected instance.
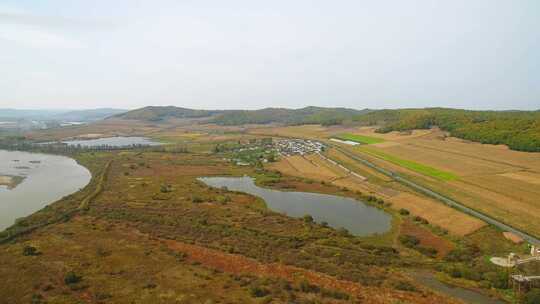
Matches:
[[357, 147, 459, 181], [336, 133, 386, 144], [1, 124, 529, 303], [1, 148, 468, 304]]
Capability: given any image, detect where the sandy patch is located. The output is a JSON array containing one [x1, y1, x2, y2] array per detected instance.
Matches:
[[503, 232, 524, 244]]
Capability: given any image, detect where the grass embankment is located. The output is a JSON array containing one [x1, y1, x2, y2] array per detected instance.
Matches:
[[357, 147, 458, 181], [335, 133, 385, 144]]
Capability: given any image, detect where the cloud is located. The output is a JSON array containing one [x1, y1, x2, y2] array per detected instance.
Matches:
[[0, 24, 83, 49]]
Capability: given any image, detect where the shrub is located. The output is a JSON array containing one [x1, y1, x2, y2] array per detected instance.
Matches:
[[399, 208, 410, 216], [449, 267, 462, 278], [191, 196, 203, 203], [30, 294, 44, 304], [483, 271, 508, 289], [22, 245, 39, 256], [393, 280, 418, 292], [337, 227, 351, 237], [417, 246, 438, 257], [399, 235, 420, 248], [299, 280, 320, 293], [303, 214, 314, 223], [64, 271, 82, 285], [249, 286, 270, 297], [525, 288, 540, 304], [160, 184, 171, 193], [321, 288, 350, 299]]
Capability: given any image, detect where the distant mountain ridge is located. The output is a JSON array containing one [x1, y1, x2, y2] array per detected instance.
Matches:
[[0, 108, 126, 121], [111, 106, 224, 121], [114, 105, 370, 126]]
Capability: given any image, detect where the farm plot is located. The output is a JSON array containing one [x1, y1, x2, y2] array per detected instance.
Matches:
[[389, 193, 486, 236], [267, 155, 342, 181], [335, 133, 385, 144], [357, 147, 458, 181], [377, 143, 517, 177]]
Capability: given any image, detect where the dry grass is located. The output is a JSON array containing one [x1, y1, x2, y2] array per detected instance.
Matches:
[[0, 150, 464, 304], [400, 220, 454, 258], [389, 193, 485, 236], [499, 171, 540, 185]]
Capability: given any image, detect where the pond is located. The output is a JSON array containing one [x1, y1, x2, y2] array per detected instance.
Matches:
[[0, 150, 91, 231], [198, 176, 391, 236], [61, 136, 161, 148]]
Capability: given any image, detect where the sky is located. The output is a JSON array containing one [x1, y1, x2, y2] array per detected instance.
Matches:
[[0, 1, 539, 111]]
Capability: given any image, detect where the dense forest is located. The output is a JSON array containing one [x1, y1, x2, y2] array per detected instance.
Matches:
[[112, 106, 225, 121], [353, 108, 540, 152], [115, 105, 369, 126], [211, 106, 368, 126]]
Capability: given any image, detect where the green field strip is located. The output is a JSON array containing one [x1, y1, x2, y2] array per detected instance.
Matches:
[[335, 133, 386, 144], [356, 147, 458, 181]]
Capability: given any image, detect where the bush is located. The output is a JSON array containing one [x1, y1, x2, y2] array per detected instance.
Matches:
[[299, 280, 320, 293], [22, 245, 39, 256], [399, 208, 410, 216], [399, 235, 420, 248], [449, 267, 462, 278], [337, 227, 351, 237], [483, 271, 508, 289], [64, 271, 82, 285], [393, 280, 418, 292], [303, 214, 314, 223], [249, 286, 270, 297], [525, 288, 540, 304], [160, 184, 171, 193], [191, 196, 203, 203], [417, 246, 438, 257], [321, 288, 350, 299]]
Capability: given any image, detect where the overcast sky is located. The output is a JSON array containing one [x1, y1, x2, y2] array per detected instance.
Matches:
[[0, 1, 539, 110]]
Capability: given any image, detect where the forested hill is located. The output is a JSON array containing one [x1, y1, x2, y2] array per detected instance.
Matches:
[[112, 106, 224, 121], [211, 107, 369, 126], [115, 106, 369, 125], [354, 108, 540, 152]]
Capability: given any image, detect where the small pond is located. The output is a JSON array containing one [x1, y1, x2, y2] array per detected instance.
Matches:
[[0, 150, 91, 231], [61, 136, 161, 148], [199, 176, 391, 236]]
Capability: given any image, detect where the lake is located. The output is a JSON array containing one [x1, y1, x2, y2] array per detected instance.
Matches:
[[61, 136, 161, 147], [198, 176, 391, 236], [0, 150, 91, 231]]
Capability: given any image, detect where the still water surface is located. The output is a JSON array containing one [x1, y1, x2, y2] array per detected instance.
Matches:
[[199, 176, 391, 236], [0, 150, 91, 231]]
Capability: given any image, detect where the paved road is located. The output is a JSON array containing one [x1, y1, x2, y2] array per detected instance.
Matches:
[[330, 144, 540, 245]]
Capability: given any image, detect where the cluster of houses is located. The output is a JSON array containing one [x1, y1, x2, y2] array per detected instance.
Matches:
[[274, 139, 325, 156]]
